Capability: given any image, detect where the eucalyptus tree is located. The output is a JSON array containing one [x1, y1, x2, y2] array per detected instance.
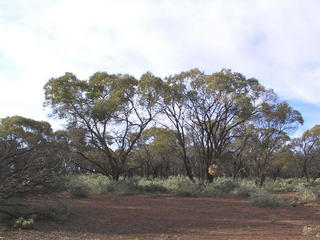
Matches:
[[249, 102, 303, 186], [292, 125, 320, 182], [164, 69, 269, 181], [225, 123, 254, 180], [44, 72, 163, 180], [129, 127, 181, 178], [0, 116, 64, 202], [160, 70, 197, 180]]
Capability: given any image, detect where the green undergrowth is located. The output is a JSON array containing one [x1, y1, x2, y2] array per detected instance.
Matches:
[[0, 199, 72, 228], [65, 174, 320, 208]]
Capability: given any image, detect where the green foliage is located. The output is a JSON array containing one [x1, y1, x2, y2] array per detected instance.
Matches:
[[0, 203, 23, 227], [295, 184, 317, 203], [44, 71, 163, 180], [0, 116, 66, 200], [64, 174, 319, 211], [39, 200, 73, 222], [66, 174, 110, 195], [67, 183, 90, 198], [175, 184, 202, 197], [249, 190, 287, 208], [232, 185, 256, 198], [200, 178, 238, 197], [160, 176, 194, 192], [137, 179, 168, 193], [262, 178, 300, 193], [14, 217, 34, 230]]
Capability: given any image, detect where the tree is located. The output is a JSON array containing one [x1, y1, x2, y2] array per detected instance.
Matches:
[[163, 69, 268, 182], [292, 125, 320, 182], [128, 127, 181, 178], [249, 102, 303, 186], [44, 72, 162, 180], [0, 116, 64, 201], [160, 72, 196, 181], [224, 122, 253, 180]]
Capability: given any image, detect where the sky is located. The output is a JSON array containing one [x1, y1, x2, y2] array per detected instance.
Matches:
[[0, 0, 320, 134]]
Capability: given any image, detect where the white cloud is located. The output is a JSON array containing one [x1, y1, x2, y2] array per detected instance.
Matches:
[[1, 0, 320, 129]]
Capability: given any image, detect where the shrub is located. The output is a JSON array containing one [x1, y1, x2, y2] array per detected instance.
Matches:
[[250, 190, 287, 208], [175, 184, 201, 197], [263, 178, 299, 193], [0, 200, 36, 227], [200, 178, 242, 197], [160, 176, 194, 192], [142, 184, 168, 193], [137, 178, 168, 193], [0, 204, 22, 227], [67, 184, 90, 198], [232, 185, 255, 198], [296, 186, 317, 203], [39, 200, 73, 222]]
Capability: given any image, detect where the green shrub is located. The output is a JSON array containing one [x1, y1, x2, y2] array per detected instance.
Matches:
[[263, 178, 301, 193], [67, 184, 90, 198], [311, 185, 320, 198], [175, 184, 201, 197], [0, 201, 26, 227], [161, 176, 194, 192], [232, 185, 255, 198], [296, 186, 317, 203], [200, 178, 244, 197], [40, 199, 72, 222], [142, 184, 167, 193], [250, 190, 287, 208], [213, 178, 239, 193], [137, 178, 168, 193]]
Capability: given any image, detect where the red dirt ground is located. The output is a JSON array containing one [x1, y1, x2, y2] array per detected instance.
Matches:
[[1, 193, 320, 240]]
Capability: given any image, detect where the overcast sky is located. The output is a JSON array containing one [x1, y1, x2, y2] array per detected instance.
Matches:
[[1, 0, 320, 133]]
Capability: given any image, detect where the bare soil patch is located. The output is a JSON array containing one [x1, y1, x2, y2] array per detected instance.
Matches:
[[1, 193, 319, 239]]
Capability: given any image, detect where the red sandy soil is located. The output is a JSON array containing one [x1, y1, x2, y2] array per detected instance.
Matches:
[[1, 193, 320, 240]]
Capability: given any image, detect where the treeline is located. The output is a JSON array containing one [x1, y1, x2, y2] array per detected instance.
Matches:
[[1, 69, 320, 199]]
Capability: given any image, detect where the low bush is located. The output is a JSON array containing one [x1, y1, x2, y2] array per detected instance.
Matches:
[[232, 185, 255, 198], [175, 184, 201, 197], [160, 176, 194, 192], [141, 184, 168, 193], [250, 190, 287, 208], [0, 202, 23, 227], [263, 178, 300, 193], [39, 199, 73, 222], [67, 184, 90, 198], [296, 186, 317, 203]]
